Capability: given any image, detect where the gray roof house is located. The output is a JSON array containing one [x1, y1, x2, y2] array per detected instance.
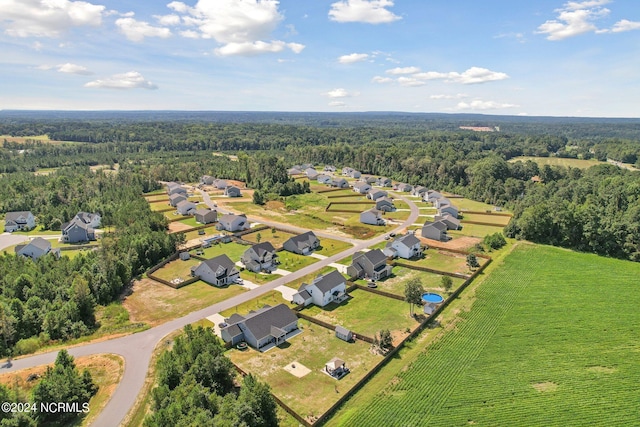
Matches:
[[346, 249, 392, 281], [4, 211, 36, 232], [241, 242, 278, 273], [191, 254, 240, 287], [367, 189, 388, 201], [292, 270, 347, 307], [342, 167, 354, 176], [201, 175, 215, 185], [439, 204, 459, 219], [331, 178, 349, 188], [324, 165, 336, 172], [434, 197, 451, 209], [352, 181, 371, 194], [61, 219, 95, 243], [169, 193, 187, 207], [300, 163, 314, 170], [283, 231, 320, 255], [360, 175, 377, 184], [421, 220, 450, 241], [412, 186, 428, 197], [167, 182, 187, 196], [317, 174, 332, 184], [376, 177, 392, 187], [305, 168, 319, 179], [375, 197, 395, 212], [176, 200, 197, 215], [434, 213, 461, 230], [224, 186, 242, 197], [360, 208, 385, 226], [349, 170, 361, 179], [213, 179, 228, 189], [394, 183, 413, 192], [15, 237, 59, 260], [288, 167, 303, 175], [221, 304, 299, 350], [73, 212, 101, 228], [216, 214, 249, 232], [425, 190, 443, 202], [195, 208, 217, 224], [384, 234, 423, 259]]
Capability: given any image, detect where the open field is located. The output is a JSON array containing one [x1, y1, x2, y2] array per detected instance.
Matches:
[[146, 194, 170, 202], [0, 353, 124, 426], [152, 258, 200, 282], [229, 320, 383, 423], [361, 266, 465, 296], [450, 197, 507, 212], [399, 249, 476, 275], [0, 134, 78, 145], [122, 278, 246, 326], [461, 212, 512, 226], [330, 244, 640, 426], [149, 200, 172, 211], [241, 228, 298, 248], [450, 222, 506, 238], [509, 155, 603, 169], [303, 288, 419, 338]]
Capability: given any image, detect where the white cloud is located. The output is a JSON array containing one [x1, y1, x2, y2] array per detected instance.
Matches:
[[0, 0, 105, 38], [397, 77, 425, 87], [611, 19, 640, 33], [372, 76, 393, 83], [448, 67, 509, 84], [456, 100, 518, 110], [537, 0, 611, 40], [329, 0, 401, 24], [214, 40, 304, 56], [84, 71, 158, 89], [57, 63, 93, 75], [386, 66, 420, 75], [154, 14, 181, 26], [180, 30, 200, 38], [338, 53, 369, 64], [329, 101, 346, 107], [326, 88, 356, 98], [115, 17, 172, 42], [430, 93, 468, 100]]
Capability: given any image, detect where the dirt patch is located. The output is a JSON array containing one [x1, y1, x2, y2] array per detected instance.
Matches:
[[532, 381, 558, 392], [168, 221, 194, 233], [122, 278, 176, 325], [283, 361, 311, 378], [419, 236, 481, 251], [587, 366, 617, 374], [266, 200, 286, 210]]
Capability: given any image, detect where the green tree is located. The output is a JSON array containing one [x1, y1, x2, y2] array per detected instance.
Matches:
[[441, 276, 453, 293], [466, 253, 480, 270], [256, 233, 262, 243], [404, 278, 424, 317]]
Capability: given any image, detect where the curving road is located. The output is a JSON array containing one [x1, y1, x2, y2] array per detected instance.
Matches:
[[2, 193, 420, 427]]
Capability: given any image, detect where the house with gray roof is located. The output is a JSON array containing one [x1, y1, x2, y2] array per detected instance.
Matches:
[[360, 175, 377, 184], [15, 237, 59, 260], [292, 270, 347, 307], [224, 186, 242, 197], [434, 213, 461, 230], [200, 175, 215, 185], [241, 242, 278, 273], [191, 254, 240, 287], [317, 174, 332, 184], [305, 168, 319, 180], [4, 211, 36, 232], [283, 231, 320, 255], [61, 212, 100, 243], [216, 214, 249, 232], [425, 190, 443, 202], [169, 193, 187, 207], [166, 182, 187, 196], [439, 203, 459, 219], [324, 165, 336, 172], [384, 234, 423, 259], [176, 200, 197, 215], [288, 167, 303, 175], [412, 186, 428, 197], [221, 304, 299, 350], [421, 220, 450, 241], [331, 178, 349, 188], [195, 208, 217, 224], [394, 183, 413, 192], [375, 197, 395, 212], [367, 189, 388, 201], [346, 249, 392, 281], [434, 197, 451, 209], [376, 177, 392, 187], [352, 181, 371, 194], [360, 208, 385, 226]]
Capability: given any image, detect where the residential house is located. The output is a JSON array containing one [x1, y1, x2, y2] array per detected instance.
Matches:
[[292, 270, 347, 307], [288, 167, 302, 175], [331, 178, 349, 188], [300, 163, 314, 170], [61, 219, 95, 243], [4, 211, 36, 232], [352, 181, 371, 194], [439, 203, 459, 219], [412, 186, 428, 197], [167, 182, 187, 196], [220, 304, 299, 350], [200, 175, 215, 185], [425, 190, 442, 202], [346, 249, 392, 281], [73, 212, 101, 228], [195, 208, 217, 224], [349, 169, 361, 179], [169, 193, 187, 207], [384, 234, 423, 259], [305, 168, 319, 180], [434, 213, 461, 230], [367, 189, 388, 201], [341, 167, 354, 176], [324, 165, 336, 172], [213, 179, 228, 189], [421, 221, 449, 241], [216, 214, 250, 232], [15, 237, 59, 260], [394, 183, 413, 192], [375, 197, 395, 212], [434, 197, 451, 209], [241, 242, 278, 273], [376, 177, 392, 187], [283, 231, 320, 255], [360, 208, 385, 226], [335, 326, 353, 342], [224, 186, 242, 197], [191, 254, 240, 286], [317, 174, 332, 184], [176, 200, 197, 215], [360, 175, 377, 184]]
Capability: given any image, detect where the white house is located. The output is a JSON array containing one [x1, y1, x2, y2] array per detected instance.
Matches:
[[360, 208, 385, 226], [4, 211, 36, 232], [217, 214, 250, 232], [292, 270, 347, 307], [15, 237, 59, 260], [385, 234, 423, 259]]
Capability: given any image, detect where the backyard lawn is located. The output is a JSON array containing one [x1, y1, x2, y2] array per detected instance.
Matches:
[[316, 238, 353, 257], [241, 228, 298, 248], [277, 251, 319, 271], [399, 249, 478, 276], [149, 201, 172, 211], [220, 290, 291, 318], [461, 212, 511, 226], [239, 270, 281, 285], [152, 258, 200, 282], [360, 266, 465, 297], [450, 222, 506, 239], [188, 241, 248, 261]]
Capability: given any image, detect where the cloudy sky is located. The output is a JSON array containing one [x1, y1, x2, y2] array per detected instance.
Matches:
[[0, 0, 639, 117]]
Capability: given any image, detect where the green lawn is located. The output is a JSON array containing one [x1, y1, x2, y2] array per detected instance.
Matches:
[[450, 222, 506, 239], [239, 270, 281, 285], [303, 288, 419, 338], [188, 242, 248, 261], [152, 258, 201, 281], [220, 291, 291, 318], [9, 226, 61, 236], [277, 251, 319, 271], [178, 217, 200, 228], [241, 228, 298, 248], [461, 212, 512, 226], [382, 210, 410, 221], [330, 244, 640, 427], [316, 238, 353, 257], [145, 194, 170, 202], [399, 249, 476, 275], [361, 266, 465, 297], [149, 201, 172, 211]]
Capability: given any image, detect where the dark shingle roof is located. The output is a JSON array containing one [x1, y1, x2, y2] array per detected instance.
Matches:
[[361, 249, 387, 265], [202, 254, 238, 277], [311, 270, 345, 294], [423, 221, 448, 231], [5, 211, 32, 221], [395, 234, 420, 248], [286, 231, 318, 251], [251, 242, 276, 257], [243, 304, 298, 341]]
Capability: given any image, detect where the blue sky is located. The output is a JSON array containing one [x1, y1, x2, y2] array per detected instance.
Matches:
[[1, 0, 639, 117]]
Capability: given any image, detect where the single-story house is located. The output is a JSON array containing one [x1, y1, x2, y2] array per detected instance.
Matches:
[[385, 234, 423, 259], [335, 326, 353, 342], [15, 237, 59, 260], [376, 177, 392, 187], [352, 181, 371, 194], [360, 208, 385, 226], [176, 200, 197, 215], [221, 304, 299, 350], [4, 211, 36, 232], [216, 214, 250, 232], [201, 175, 215, 185], [375, 197, 395, 212], [224, 186, 242, 197], [283, 231, 320, 255], [169, 193, 187, 207], [195, 208, 217, 224], [292, 270, 347, 307], [331, 178, 349, 188], [421, 221, 449, 241], [241, 242, 278, 273], [367, 189, 388, 201], [346, 249, 392, 281], [317, 174, 332, 184], [434, 213, 461, 230], [191, 254, 240, 287], [305, 168, 319, 180]]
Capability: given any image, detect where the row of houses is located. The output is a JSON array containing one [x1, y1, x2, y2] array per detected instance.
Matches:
[[417, 189, 461, 242], [4, 210, 101, 244]]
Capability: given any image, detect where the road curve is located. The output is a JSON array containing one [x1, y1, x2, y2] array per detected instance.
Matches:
[[2, 192, 420, 427]]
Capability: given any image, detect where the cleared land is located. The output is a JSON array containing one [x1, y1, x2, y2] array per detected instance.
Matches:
[[241, 228, 298, 248], [508, 156, 603, 169], [329, 244, 640, 426]]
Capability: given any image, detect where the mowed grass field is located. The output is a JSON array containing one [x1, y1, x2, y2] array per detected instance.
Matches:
[[329, 244, 640, 426], [508, 155, 603, 169]]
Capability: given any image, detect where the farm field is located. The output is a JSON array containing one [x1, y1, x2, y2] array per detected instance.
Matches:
[[329, 244, 640, 427], [508, 155, 603, 169]]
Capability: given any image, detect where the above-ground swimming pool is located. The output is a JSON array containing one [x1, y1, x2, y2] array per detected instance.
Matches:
[[422, 292, 444, 304]]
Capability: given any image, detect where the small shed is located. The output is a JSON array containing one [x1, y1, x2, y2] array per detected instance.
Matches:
[[179, 252, 191, 261], [335, 325, 353, 342]]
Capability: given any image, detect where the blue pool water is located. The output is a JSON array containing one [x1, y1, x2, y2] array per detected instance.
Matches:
[[421, 292, 444, 304]]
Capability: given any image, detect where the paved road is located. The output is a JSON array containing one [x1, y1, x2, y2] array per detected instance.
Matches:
[[2, 193, 419, 427]]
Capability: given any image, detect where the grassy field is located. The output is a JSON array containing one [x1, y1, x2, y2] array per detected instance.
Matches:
[[329, 244, 640, 426], [399, 249, 476, 275], [509, 155, 603, 169], [461, 212, 512, 226], [450, 222, 506, 238], [152, 258, 200, 281], [241, 228, 298, 248], [220, 290, 291, 318], [362, 266, 465, 297], [239, 270, 281, 285], [188, 242, 248, 261], [149, 201, 172, 211], [277, 251, 319, 271], [315, 238, 353, 257]]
